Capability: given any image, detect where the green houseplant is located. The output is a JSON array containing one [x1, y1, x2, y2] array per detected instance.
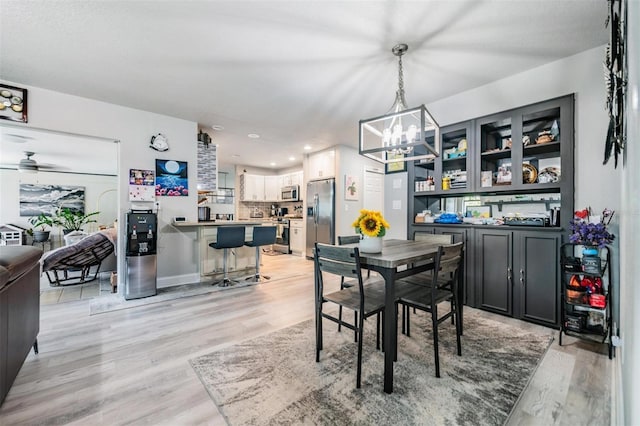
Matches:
[[54, 207, 100, 234], [28, 213, 55, 242]]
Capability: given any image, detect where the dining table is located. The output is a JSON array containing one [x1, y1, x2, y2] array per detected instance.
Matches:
[[355, 238, 464, 394]]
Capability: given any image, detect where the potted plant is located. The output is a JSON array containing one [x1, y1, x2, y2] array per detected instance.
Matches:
[[28, 213, 55, 242], [352, 209, 390, 253], [54, 207, 100, 234]]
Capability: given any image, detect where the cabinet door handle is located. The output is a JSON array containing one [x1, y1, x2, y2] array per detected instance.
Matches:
[[520, 269, 525, 286], [507, 267, 512, 285]]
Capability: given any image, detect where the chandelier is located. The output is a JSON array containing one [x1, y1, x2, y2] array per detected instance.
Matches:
[[359, 44, 440, 164]]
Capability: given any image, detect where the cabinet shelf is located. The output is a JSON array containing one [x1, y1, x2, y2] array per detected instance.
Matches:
[[480, 149, 512, 160], [562, 328, 608, 342], [523, 141, 561, 156], [484, 198, 560, 212]]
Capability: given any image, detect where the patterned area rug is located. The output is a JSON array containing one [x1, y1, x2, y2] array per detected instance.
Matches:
[[190, 310, 553, 425]]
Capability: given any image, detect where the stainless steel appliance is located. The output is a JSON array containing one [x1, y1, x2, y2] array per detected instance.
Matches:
[[273, 219, 290, 254], [305, 178, 335, 258], [277, 207, 288, 217], [281, 185, 299, 201], [198, 206, 211, 221], [125, 210, 157, 300]]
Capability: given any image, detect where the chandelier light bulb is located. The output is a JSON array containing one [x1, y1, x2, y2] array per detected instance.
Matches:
[[406, 124, 417, 144]]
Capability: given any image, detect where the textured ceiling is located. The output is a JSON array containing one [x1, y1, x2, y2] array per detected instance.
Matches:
[[0, 0, 607, 173]]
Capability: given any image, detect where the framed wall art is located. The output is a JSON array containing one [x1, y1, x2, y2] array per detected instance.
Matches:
[[0, 83, 28, 123], [129, 168, 156, 201], [385, 152, 406, 174], [155, 159, 189, 196], [19, 184, 85, 216], [345, 175, 358, 201]]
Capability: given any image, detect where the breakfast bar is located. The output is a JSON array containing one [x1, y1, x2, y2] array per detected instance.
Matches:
[[173, 220, 268, 279]]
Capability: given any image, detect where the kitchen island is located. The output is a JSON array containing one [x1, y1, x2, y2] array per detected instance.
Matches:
[[174, 220, 270, 279]]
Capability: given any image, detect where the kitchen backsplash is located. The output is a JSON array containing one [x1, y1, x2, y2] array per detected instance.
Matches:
[[238, 201, 302, 219]]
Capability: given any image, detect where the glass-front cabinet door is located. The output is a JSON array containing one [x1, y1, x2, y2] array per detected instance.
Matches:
[[438, 121, 472, 194], [474, 96, 571, 193], [477, 113, 515, 191]]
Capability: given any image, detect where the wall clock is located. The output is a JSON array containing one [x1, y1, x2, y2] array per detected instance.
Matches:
[[150, 133, 169, 152]]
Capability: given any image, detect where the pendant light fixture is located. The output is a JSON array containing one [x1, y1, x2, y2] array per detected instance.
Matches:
[[359, 43, 440, 164]]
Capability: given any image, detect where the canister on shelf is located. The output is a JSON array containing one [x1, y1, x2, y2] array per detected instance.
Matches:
[[442, 176, 451, 190]]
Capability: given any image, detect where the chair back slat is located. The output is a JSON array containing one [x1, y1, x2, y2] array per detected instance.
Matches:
[[429, 242, 463, 289], [317, 258, 359, 278], [314, 243, 364, 300], [414, 232, 453, 244], [338, 235, 361, 245]]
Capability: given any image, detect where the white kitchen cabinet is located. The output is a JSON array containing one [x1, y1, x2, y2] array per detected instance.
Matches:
[[289, 171, 303, 187], [307, 150, 335, 179], [289, 219, 304, 255], [264, 175, 281, 201], [240, 174, 265, 201]]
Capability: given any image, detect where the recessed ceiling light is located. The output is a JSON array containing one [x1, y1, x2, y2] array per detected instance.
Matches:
[[211, 125, 224, 131], [270, 162, 276, 166], [289, 156, 295, 161], [248, 133, 260, 139], [303, 145, 312, 151], [231, 154, 240, 158]]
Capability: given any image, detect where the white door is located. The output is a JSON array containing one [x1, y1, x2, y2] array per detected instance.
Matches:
[[363, 167, 384, 212]]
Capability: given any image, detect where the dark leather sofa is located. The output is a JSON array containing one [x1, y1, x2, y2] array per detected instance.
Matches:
[[0, 246, 42, 406]]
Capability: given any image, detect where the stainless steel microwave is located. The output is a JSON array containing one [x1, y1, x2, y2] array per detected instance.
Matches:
[[281, 185, 299, 201]]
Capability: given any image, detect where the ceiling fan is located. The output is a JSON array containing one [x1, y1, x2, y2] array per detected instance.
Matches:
[[2, 151, 62, 173]]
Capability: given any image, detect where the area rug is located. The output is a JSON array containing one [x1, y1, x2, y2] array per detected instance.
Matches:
[[190, 310, 554, 425]]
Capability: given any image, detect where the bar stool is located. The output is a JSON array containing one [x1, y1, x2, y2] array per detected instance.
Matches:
[[209, 226, 246, 286], [244, 225, 277, 282]]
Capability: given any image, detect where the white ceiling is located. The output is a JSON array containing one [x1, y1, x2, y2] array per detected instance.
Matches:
[[0, 0, 607, 173]]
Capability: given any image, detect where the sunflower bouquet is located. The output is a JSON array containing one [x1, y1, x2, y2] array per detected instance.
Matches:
[[352, 209, 390, 238]]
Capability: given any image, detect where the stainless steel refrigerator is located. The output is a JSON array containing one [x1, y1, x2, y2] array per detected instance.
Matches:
[[306, 178, 335, 258]]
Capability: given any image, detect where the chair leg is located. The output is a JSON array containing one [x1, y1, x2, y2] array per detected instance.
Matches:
[[406, 305, 411, 337], [316, 305, 322, 362], [356, 312, 364, 388], [454, 297, 462, 356], [354, 311, 358, 342], [432, 304, 440, 378], [33, 339, 39, 355], [338, 306, 343, 332], [376, 312, 380, 350]]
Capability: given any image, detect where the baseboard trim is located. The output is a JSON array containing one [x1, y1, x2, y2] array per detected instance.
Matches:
[[611, 348, 625, 426], [157, 273, 201, 288]]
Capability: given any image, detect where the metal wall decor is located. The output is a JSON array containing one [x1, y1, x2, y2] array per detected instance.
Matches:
[[603, 0, 627, 167], [0, 83, 28, 123]]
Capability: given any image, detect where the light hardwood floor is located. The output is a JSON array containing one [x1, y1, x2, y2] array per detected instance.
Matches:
[[0, 254, 611, 425]]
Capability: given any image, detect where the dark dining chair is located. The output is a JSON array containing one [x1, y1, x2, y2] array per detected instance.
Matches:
[[396, 242, 464, 378], [336, 235, 376, 339], [314, 243, 385, 388], [209, 226, 246, 287], [244, 225, 277, 282]]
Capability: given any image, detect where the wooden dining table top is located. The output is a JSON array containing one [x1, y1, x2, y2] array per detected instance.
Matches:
[[353, 239, 442, 269]]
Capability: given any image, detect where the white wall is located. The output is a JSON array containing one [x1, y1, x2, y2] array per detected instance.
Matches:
[[0, 169, 118, 239], [0, 79, 201, 288], [619, 1, 639, 423], [335, 145, 383, 239], [383, 171, 408, 240]]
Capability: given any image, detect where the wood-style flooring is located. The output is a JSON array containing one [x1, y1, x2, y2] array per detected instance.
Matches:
[[0, 254, 611, 425]]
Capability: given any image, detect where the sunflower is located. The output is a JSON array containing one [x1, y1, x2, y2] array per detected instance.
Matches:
[[353, 209, 389, 237]]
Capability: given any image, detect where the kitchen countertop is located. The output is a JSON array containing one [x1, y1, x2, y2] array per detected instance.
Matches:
[[173, 220, 265, 227]]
